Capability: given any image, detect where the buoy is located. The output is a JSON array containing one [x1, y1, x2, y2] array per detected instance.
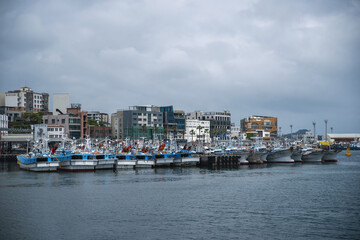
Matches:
[[345, 147, 351, 157]]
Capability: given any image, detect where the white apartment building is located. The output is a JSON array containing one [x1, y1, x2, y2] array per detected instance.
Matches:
[[5, 87, 49, 113], [185, 119, 210, 143]]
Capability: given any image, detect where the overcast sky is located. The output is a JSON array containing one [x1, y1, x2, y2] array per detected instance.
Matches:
[[0, 0, 359, 134]]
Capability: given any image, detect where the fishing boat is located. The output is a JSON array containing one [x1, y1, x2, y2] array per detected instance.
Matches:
[[17, 153, 61, 172], [321, 149, 340, 163], [154, 152, 174, 167], [301, 148, 324, 163], [173, 152, 199, 166], [94, 153, 117, 170], [116, 154, 137, 169], [59, 153, 98, 171], [266, 148, 294, 163], [290, 149, 303, 163], [135, 154, 155, 168]]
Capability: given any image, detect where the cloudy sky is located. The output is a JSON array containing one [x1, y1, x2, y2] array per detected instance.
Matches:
[[1, 0, 359, 134]]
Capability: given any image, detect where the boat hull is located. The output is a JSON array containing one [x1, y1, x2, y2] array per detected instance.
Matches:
[[117, 160, 136, 169], [95, 159, 116, 170], [266, 149, 294, 163], [59, 160, 98, 171], [239, 152, 250, 165], [302, 151, 324, 163], [247, 152, 267, 164], [136, 160, 155, 168], [173, 157, 199, 167], [291, 151, 303, 163], [19, 161, 59, 172], [155, 158, 174, 167], [321, 150, 339, 163]]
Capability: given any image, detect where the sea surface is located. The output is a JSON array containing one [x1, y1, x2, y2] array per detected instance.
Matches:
[[0, 152, 359, 240]]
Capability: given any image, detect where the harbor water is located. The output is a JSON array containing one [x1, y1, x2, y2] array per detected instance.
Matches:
[[1, 152, 359, 240]]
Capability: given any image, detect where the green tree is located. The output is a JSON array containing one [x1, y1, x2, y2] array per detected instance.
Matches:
[[190, 129, 196, 142]]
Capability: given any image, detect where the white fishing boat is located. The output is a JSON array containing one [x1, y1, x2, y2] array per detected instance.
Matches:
[[173, 152, 199, 166], [321, 149, 340, 163], [301, 148, 324, 163], [266, 148, 294, 163], [136, 154, 155, 168]]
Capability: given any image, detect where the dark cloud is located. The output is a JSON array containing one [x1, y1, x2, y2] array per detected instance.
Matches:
[[0, 0, 359, 133]]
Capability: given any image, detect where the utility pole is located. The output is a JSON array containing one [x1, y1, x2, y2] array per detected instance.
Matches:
[[331, 127, 333, 134], [324, 120, 328, 142], [312, 121, 316, 143]]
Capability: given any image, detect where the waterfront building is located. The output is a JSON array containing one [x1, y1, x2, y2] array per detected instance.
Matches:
[[5, 87, 49, 113], [33, 124, 48, 142], [89, 125, 112, 139], [66, 104, 88, 139], [88, 111, 109, 126], [0, 114, 8, 136], [112, 105, 164, 140], [0, 106, 22, 122], [187, 110, 231, 139], [326, 134, 360, 143], [231, 124, 241, 139], [174, 110, 186, 141], [42, 104, 88, 139], [47, 125, 66, 140], [240, 115, 278, 139], [53, 93, 69, 115], [185, 119, 210, 143]]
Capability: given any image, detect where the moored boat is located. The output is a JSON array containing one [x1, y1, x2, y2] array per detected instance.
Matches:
[[17, 154, 61, 172], [59, 153, 98, 171], [94, 153, 117, 170], [290, 150, 303, 163], [321, 150, 340, 163], [266, 148, 294, 163], [116, 154, 137, 169], [301, 148, 324, 163], [154, 153, 174, 167], [136, 154, 155, 168]]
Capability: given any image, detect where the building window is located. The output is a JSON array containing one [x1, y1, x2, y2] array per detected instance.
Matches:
[[52, 119, 55, 124]]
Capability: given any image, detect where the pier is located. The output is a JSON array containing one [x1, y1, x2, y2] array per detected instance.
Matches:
[[200, 155, 241, 168]]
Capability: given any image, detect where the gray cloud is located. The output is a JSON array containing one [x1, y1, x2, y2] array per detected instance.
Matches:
[[0, 0, 359, 134]]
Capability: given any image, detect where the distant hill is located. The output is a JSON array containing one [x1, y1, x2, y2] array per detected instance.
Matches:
[[282, 129, 309, 138]]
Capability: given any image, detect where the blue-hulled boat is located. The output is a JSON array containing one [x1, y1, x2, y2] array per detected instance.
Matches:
[[135, 154, 155, 168], [94, 153, 117, 170], [154, 152, 174, 167], [17, 153, 68, 172]]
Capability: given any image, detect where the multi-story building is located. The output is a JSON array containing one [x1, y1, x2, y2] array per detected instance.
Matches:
[[47, 125, 66, 140], [88, 111, 109, 125], [5, 87, 49, 113], [174, 110, 186, 141], [0, 114, 8, 136], [67, 104, 88, 139], [240, 115, 278, 139], [185, 119, 210, 143], [53, 93, 69, 115], [0, 106, 22, 122], [112, 105, 164, 140], [231, 124, 241, 139], [89, 125, 112, 139], [42, 104, 88, 139], [187, 110, 231, 139]]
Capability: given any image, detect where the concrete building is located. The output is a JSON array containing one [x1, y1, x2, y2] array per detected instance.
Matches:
[[231, 124, 241, 139], [174, 110, 186, 141], [5, 87, 49, 113], [0, 107, 22, 122], [47, 125, 66, 140], [88, 111, 109, 125], [187, 110, 231, 139], [112, 105, 164, 140], [89, 125, 112, 139], [53, 93, 69, 115], [326, 134, 360, 143], [42, 104, 88, 139], [240, 115, 278, 139], [185, 119, 210, 143], [0, 114, 8, 136]]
